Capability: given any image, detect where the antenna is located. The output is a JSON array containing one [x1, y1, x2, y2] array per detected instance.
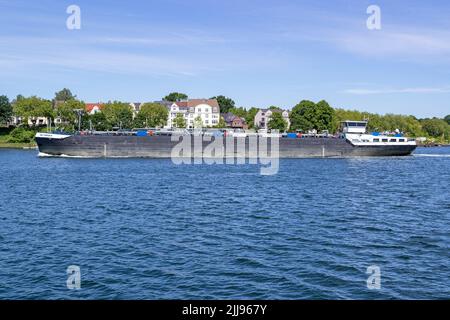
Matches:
[[73, 109, 84, 132]]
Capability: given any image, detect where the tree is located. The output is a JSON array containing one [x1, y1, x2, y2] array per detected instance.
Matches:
[[194, 116, 203, 128], [163, 92, 188, 102], [88, 112, 111, 131], [55, 88, 76, 102], [102, 101, 133, 129], [7, 127, 36, 143], [421, 118, 449, 138], [314, 100, 335, 131], [13, 96, 54, 125], [228, 107, 247, 118], [0, 95, 13, 125], [269, 105, 281, 111], [289, 100, 316, 132], [215, 116, 227, 128], [245, 107, 259, 129], [54, 99, 85, 128], [445, 115, 450, 125], [289, 100, 334, 132], [172, 113, 186, 128], [268, 112, 287, 131], [133, 103, 168, 128], [210, 95, 235, 113], [332, 108, 425, 136]]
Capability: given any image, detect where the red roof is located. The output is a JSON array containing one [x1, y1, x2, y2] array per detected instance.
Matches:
[[85, 103, 105, 113]]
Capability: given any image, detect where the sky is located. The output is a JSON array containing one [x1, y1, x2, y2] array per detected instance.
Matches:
[[1, 0, 450, 118]]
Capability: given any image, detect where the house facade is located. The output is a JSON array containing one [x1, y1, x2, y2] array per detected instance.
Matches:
[[10, 116, 50, 127], [222, 112, 248, 129], [85, 103, 105, 115], [254, 109, 290, 130], [129, 102, 142, 118], [158, 98, 220, 128]]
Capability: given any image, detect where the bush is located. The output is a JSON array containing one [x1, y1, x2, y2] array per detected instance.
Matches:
[[7, 127, 36, 143]]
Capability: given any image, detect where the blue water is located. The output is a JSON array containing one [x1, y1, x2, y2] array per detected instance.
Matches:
[[0, 147, 449, 299]]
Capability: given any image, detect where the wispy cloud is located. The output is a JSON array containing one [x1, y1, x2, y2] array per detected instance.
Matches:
[[343, 87, 450, 95], [335, 29, 450, 59]]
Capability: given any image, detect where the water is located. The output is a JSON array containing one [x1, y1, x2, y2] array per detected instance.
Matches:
[[0, 147, 449, 299]]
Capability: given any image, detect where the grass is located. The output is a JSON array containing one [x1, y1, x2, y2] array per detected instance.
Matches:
[[0, 131, 36, 149]]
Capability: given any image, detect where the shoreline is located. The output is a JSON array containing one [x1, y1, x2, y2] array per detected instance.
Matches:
[[0, 143, 37, 149]]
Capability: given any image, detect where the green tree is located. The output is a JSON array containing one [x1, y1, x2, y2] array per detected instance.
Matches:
[[102, 101, 133, 129], [54, 99, 85, 128], [289, 100, 316, 132], [268, 105, 281, 111], [172, 113, 186, 128], [210, 95, 235, 113], [421, 118, 449, 139], [332, 108, 424, 136], [89, 112, 110, 131], [314, 100, 335, 131], [0, 95, 13, 125], [163, 92, 188, 102], [7, 127, 36, 143], [268, 112, 287, 131], [445, 115, 450, 125], [245, 107, 259, 129], [215, 116, 227, 128], [289, 100, 334, 132], [13, 96, 54, 125], [55, 88, 76, 102], [228, 107, 247, 118], [194, 116, 203, 128], [133, 103, 168, 128]]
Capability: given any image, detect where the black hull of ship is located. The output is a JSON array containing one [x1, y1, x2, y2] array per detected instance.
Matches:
[[35, 135, 417, 158]]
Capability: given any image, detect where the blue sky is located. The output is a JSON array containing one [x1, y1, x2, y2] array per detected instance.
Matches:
[[1, 0, 450, 117]]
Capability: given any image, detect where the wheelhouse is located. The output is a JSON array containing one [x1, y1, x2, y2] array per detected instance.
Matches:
[[340, 121, 368, 134]]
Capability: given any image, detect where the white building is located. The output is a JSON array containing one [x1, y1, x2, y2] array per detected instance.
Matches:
[[159, 99, 221, 128], [254, 109, 290, 130], [10, 116, 51, 127], [129, 102, 142, 118], [85, 103, 104, 115]]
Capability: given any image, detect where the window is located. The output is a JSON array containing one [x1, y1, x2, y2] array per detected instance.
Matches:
[[399, 139, 405, 142], [373, 138, 380, 142], [389, 139, 397, 142], [382, 139, 388, 142]]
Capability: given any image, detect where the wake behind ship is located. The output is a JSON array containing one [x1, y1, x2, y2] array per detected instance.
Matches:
[[35, 121, 417, 158]]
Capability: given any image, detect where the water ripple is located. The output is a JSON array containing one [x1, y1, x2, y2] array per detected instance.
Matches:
[[0, 147, 449, 299]]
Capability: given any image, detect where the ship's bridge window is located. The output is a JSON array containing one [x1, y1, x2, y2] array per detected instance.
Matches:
[[348, 122, 366, 127], [390, 139, 397, 142], [382, 138, 388, 142]]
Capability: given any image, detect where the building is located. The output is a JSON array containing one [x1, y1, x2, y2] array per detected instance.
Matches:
[[157, 98, 220, 128], [254, 109, 290, 130], [10, 116, 50, 127], [222, 112, 248, 129], [85, 103, 105, 115], [129, 102, 142, 118]]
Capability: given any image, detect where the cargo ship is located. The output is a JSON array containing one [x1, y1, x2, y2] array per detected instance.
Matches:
[[35, 121, 417, 158]]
